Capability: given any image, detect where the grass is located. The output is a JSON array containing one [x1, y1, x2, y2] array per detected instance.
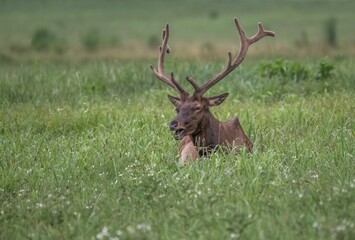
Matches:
[[0, 58, 354, 239], [1, 0, 355, 61], [0, 1, 354, 238]]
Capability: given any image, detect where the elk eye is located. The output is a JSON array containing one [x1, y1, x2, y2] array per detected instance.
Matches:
[[195, 106, 201, 111]]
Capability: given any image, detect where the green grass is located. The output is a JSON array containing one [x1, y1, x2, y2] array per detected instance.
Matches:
[[0, 1, 354, 238], [0, 58, 354, 239], [1, 0, 355, 60]]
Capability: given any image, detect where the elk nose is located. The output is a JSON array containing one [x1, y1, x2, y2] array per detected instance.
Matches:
[[169, 120, 178, 131]]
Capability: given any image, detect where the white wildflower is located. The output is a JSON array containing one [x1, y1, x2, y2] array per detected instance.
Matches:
[[96, 226, 109, 239]]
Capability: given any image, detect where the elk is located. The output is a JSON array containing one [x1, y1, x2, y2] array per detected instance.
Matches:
[[150, 17, 275, 164]]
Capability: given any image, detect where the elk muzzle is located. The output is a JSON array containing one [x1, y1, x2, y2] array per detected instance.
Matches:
[[169, 120, 185, 140]]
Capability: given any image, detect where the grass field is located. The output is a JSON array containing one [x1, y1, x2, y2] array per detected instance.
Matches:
[[1, 59, 354, 239], [1, 0, 355, 60], [1, 0, 355, 239]]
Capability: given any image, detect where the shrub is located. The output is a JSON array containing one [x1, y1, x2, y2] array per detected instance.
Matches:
[[314, 58, 335, 80], [81, 28, 100, 51], [258, 59, 309, 82], [258, 59, 335, 82], [30, 28, 67, 53], [31, 28, 56, 51], [324, 17, 337, 47]]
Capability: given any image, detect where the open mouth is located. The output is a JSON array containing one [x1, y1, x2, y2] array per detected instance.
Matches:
[[173, 129, 185, 140]]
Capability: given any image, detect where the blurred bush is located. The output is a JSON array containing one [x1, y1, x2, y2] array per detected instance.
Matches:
[[324, 17, 337, 47], [81, 28, 100, 51], [258, 58, 335, 82], [315, 58, 335, 80], [31, 28, 67, 53], [31, 28, 56, 51], [258, 59, 309, 82]]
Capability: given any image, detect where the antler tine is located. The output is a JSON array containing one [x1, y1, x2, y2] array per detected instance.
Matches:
[[249, 22, 276, 44], [171, 73, 187, 94], [198, 17, 275, 95], [158, 24, 169, 74], [186, 76, 201, 92], [150, 24, 187, 96]]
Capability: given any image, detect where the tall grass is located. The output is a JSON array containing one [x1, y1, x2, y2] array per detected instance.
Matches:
[[0, 59, 354, 239]]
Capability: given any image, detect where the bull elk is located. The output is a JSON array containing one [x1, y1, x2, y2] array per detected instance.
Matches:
[[150, 17, 275, 164]]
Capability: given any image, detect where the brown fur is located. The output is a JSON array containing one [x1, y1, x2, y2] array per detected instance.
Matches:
[[174, 101, 253, 162], [193, 115, 253, 156], [179, 136, 199, 164]]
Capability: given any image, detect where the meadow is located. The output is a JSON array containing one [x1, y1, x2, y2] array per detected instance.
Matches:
[[1, 0, 355, 60], [1, 0, 355, 239]]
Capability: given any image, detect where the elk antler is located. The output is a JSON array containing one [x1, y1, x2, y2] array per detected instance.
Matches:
[[150, 24, 188, 98], [197, 17, 275, 95]]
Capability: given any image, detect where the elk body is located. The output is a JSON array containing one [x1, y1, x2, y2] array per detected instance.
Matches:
[[150, 17, 275, 164]]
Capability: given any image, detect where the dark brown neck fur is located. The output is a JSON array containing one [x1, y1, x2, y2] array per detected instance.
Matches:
[[191, 111, 253, 156]]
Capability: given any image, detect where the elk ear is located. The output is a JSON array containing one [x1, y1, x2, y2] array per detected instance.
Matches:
[[168, 95, 182, 107], [207, 93, 229, 107]]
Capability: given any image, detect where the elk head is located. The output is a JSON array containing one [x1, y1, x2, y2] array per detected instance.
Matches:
[[150, 17, 275, 159], [167, 88, 229, 140]]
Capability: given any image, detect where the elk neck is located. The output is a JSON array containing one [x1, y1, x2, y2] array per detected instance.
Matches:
[[191, 110, 223, 154]]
